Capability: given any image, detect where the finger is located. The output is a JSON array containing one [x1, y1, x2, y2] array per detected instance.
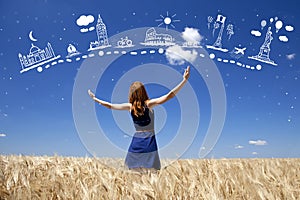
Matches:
[[88, 90, 94, 97], [185, 69, 189, 75]]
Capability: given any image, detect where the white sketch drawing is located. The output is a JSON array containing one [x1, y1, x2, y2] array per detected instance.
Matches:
[[275, 20, 283, 33], [19, 42, 61, 73], [116, 36, 134, 48], [285, 25, 294, 32], [140, 27, 175, 46], [156, 11, 180, 30], [249, 17, 294, 66], [261, 20, 267, 30], [76, 14, 95, 33], [226, 24, 234, 40], [212, 21, 220, 37], [207, 16, 213, 29], [233, 47, 246, 55], [88, 15, 111, 51], [66, 44, 81, 58], [278, 35, 289, 42], [251, 30, 262, 37], [29, 31, 37, 42], [206, 14, 229, 52], [230, 47, 246, 59], [248, 27, 277, 66]]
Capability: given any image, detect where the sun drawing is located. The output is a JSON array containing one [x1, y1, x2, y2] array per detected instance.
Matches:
[[156, 11, 180, 30]]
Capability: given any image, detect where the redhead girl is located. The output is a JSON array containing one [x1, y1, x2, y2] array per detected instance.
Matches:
[[88, 66, 190, 170]]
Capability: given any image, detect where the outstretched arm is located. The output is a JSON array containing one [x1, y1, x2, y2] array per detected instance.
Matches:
[[88, 90, 131, 110], [147, 66, 190, 108]]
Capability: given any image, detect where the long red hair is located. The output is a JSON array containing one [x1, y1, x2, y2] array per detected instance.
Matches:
[[129, 81, 149, 117]]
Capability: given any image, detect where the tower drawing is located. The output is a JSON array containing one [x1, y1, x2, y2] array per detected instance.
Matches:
[[206, 14, 228, 52], [96, 15, 109, 46], [213, 15, 226, 48], [248, 27, 277, 66], [88, 14, 110, 51]]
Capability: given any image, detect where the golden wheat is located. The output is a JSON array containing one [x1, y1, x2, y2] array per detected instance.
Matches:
[[0, 155, 299, 199]]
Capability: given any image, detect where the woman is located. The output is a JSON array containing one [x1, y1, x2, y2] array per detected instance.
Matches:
[[88, 66, 190, 170]]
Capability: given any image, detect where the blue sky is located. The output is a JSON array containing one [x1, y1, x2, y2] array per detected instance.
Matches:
[[0, 0, 299, 158]]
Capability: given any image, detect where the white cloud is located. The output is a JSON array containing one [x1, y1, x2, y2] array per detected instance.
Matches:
[[279, 35, 289, 42], [165, 45, 197, 65], [252, 152, 258, 155], [285, 25, 294, 32], [80, 28, 89, 33], [89, 26, 95, 31], [181, 27, 203, 43], [0, 133, 6, 137], [80, 27, 95, 33], [76, 15, 95, 26], [251, 30, 261, 37], [249, 140, 267, 146], [234, 145, 244, 149], [286, 53, 296, 60]]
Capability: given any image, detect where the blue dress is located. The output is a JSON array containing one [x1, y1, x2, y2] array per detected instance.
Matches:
[[125, 106, 161, 170]]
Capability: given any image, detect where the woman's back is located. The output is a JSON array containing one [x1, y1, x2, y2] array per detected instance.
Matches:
[[131, 105, 154, 132]]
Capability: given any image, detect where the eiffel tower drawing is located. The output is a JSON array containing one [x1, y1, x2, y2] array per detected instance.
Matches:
[[206, 14, 228, 52]]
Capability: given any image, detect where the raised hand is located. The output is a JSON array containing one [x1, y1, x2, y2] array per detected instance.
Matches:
[[183, 66, 190, 80], [88, 89, 95, 98]]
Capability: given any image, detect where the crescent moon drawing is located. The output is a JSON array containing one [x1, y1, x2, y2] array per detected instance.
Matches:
[[29, 31, 37, 42]]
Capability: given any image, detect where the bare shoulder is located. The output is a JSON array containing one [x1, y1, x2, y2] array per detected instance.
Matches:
[[123, 102, 132, 110], [145, 99, 157, 109]]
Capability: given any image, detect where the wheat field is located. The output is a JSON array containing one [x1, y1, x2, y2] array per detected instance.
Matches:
[[0, 155, 299, 199]]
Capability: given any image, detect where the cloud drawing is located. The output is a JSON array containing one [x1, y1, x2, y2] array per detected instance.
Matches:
[[285, 25, 294, 32], [251, 30, 261, 37], [279, 35, 288, 42], [76, 15, 94, 26]]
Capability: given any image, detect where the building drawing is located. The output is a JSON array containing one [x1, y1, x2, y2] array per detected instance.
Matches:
[[66, 44, 81, 58], [248, 27, 277, 66], [140, 27, 175, 46], [19, 42, 61, 73], [88, 14, 111, 51]]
